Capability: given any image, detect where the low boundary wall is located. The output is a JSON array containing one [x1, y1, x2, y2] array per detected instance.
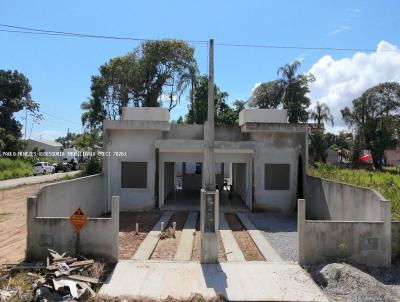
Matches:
[[298, 199, 391, 266], [36, 174, 107, 217], [299, 176, 392, 267], [26, 173, 119, 262]]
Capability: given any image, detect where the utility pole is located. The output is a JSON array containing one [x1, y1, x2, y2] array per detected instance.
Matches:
[[204, 39, 215, 190], [200, 39, 219, 263]]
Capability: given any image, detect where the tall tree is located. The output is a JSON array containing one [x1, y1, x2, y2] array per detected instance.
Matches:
[[310, 102, 334, 128], [0, 70, 41, 152], [81, 40, 197, 130], [248, 81, 283, 109], [185, 76, 239, 126], [341, 82, 400, 169], [277, 61, 314, 123]]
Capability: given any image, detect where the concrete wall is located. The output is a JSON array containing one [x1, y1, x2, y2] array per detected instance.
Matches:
[[122, 107, 169, 122], [251, 132, 306, 212], [27, 196, 119, 262], [305, 176, 383, 221], [36, 174, 106, 217], [298, 199, 392, 267], [106, 129, 162, 211], [163, 124, 204, 140], [393, 222, 400, 260], [239, 109, 288, 125]]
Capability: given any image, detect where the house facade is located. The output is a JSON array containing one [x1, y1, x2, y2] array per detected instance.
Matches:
[[103, 107, 308, 213]]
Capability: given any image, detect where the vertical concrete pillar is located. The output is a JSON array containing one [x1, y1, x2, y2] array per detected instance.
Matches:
[[111, 196, 120, 262], [26, 196, 38, 260], [381, 200, 392, 266], [298, 198, 306, 265], [200, 189, 219, 263]]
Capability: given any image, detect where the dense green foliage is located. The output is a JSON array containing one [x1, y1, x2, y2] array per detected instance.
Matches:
[[247, 61, 314, 123], [185, 76, 244, 126], [278, 61, 315, 123], [81, 40, 197, 131], [0, 158, 32, 180], [0, 70, 42, 153], [342, 82, 400, 169], [248, 80, 282, 109], [309, 163, 400, 220]]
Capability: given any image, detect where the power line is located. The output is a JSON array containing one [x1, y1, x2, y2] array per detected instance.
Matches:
[[214, 42, 382, 53], [0, 23, 397, 53], [39, 110, 82, 126], [0, 24, 208, 44]]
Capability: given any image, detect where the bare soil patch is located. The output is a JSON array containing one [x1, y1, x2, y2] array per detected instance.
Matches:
[[225, 213, 265, 261], [150, 212, 188, 260], [191, 215, 227, 262], [0, 183, 50, 264], [119, 212, 160, 260]]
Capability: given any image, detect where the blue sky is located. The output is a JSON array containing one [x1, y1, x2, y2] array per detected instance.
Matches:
[[1, 0, 400, 140]]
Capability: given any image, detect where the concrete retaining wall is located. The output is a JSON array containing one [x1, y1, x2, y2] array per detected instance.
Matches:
[[305, 176, 383, 221], [36, 174, 107, 217], [393, 222, 400, 260], [298, 199, 391, 266], [26, 196, 119, 262]]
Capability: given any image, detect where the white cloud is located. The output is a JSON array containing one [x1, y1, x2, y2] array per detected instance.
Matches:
[[307, 40, 400, 133], [31, 130, 64, 141], [251, 82, 261, 94], [329, 25, 350, 36]]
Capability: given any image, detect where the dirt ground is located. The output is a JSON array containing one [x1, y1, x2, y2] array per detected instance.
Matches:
[[119, 212, 161, 259], [225, 213, 265, 261], [191, 215, 227, 262], [0, 183, 50, 264], [150, 212, 188, 260]]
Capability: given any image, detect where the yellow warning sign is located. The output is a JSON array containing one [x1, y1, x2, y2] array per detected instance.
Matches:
[[69, 207, 88, 232]]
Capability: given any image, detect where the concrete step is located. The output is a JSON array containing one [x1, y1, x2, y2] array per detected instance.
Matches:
[[174, 211, 198, 261], [131, 211, 173, 260]]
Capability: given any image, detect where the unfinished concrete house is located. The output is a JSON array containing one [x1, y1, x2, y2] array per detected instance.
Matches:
[[102, 107, 308, 213]]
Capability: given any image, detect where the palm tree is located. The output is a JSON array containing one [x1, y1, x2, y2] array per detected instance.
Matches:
[[310, 102, 334, 128], [277, 60, 314, 123]]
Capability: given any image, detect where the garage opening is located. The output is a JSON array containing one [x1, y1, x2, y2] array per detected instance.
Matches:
[[162, 161, 248, 210]]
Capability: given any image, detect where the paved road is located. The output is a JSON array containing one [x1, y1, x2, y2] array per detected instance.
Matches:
[[0, 171, 81, 190]]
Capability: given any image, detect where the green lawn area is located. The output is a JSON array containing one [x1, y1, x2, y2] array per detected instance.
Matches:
[[308, 164, 400, 221], [0, 158, 33, 180]]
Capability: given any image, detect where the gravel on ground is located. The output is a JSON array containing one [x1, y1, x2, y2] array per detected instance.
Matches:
[[151, 212, 188, 260], [248, 213, 298, 261], [225, 213, 264, 261], [119, 212, 160, 259], [307, 262, 400, 302]]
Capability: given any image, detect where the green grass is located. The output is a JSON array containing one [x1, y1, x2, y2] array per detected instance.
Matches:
[[308, 163, 400, 221], [0, 158, 33, 180]]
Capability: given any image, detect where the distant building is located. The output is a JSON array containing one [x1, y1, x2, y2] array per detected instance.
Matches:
[[25, 139, 62, 153], [385, 148, 400, 166]]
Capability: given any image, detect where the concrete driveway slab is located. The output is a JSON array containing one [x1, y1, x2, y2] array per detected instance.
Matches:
[[100, 260, 328, 301]]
